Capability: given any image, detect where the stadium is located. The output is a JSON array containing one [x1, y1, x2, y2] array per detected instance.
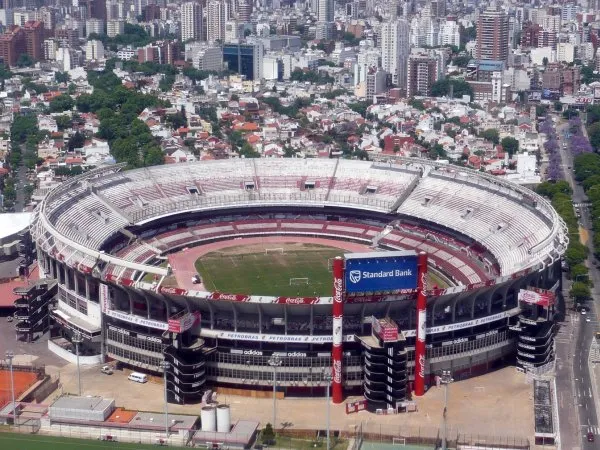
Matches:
[[28, 158, 568, 409]]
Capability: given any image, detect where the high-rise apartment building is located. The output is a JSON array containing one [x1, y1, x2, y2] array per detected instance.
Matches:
[[85, 0, 106, 21], [406, 53, 440, 97], [180, 1, 202, 42], [85, 18, 104, 36], [23, 20, 43, 60], [106, 19, 124, 37], [0, 26, 25, 66], [207, 0, 228, 43], [476, 5, 509, 62], [380, 18, 409, 89], [223, 42, 263, 80], [237, 0, 251, 22], [85, 39, 104, 60], [315, 0, 333, 39], [0, 21, 44, 66]]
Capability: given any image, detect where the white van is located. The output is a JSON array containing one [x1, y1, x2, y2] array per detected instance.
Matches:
[[128, 372, 148, 383]]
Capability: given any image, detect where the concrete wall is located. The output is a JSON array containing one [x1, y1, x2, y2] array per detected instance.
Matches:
[[48, 340, 102, 366]]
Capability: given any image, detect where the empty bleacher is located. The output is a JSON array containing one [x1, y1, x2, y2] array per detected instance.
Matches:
[[398, 174, 554, 275], [38, 159, 565, 282]]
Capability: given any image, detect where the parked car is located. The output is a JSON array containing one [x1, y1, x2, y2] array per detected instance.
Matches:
[[101, 365, 114, 375]]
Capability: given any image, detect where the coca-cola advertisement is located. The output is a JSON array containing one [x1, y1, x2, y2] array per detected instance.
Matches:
[[274, 297, 319, 305], [518, 288, 555, 307], [159, 286, 189, 296], [209, 292, 251, 302]]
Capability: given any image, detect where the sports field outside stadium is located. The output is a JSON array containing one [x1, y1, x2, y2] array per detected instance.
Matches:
[[194, 242, 448, 297], [0, 433, 163, 450]]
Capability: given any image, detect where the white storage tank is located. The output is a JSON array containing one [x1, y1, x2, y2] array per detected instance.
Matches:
[[216, 404, 231, 433], [200, 406, 217, 432]]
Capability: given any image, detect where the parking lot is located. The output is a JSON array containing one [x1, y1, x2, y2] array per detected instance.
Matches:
[[46, 362, 534, 442], [0, 321, 536, 445]]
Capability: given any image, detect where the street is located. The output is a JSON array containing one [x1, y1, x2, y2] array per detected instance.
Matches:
[[556, 116, 600, 449]]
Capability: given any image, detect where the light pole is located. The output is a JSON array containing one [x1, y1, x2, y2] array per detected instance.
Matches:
[[323, 370, 333, 450], [160, 360, 170, 440], [440, 370, 453, 450], [268, 355, 282, 431], [72, 332, 83, 396], [6, 351, 16, 428]]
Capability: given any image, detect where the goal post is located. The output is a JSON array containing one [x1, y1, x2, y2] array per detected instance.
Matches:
[[265, 248, 284, 254], [392, 437, 406, 446], [289, 277, 309, 286], [327, 258, 335, 272]]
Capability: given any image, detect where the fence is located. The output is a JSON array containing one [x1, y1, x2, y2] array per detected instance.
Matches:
[[353, 422, 530, 450], [37, 421, 190, 447]]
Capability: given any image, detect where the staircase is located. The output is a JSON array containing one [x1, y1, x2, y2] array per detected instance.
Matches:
[[371, 225, 394, 248]]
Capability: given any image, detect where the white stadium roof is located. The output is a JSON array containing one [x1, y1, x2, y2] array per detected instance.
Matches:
[[31, 158, 568, 283], [0, 212, 31, 240]]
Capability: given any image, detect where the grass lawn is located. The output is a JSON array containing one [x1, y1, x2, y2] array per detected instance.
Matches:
[[194, 243, 450, 297], [195, 244, 343, 297], [0, 432, 165, 450]]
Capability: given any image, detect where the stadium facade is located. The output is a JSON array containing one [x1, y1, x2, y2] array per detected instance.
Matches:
[[30, 158, 568, 409]]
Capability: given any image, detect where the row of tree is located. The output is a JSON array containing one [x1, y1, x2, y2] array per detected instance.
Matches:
[[537, 116, 593, 303]]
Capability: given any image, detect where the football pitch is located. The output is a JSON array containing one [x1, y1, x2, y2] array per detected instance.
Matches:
[[0, 432, 162, 450], [195, 243, 343, 297]]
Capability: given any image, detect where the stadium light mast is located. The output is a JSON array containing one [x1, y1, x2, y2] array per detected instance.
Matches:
[[72, 332, 83, 396], [268, 355, 282, 431], [160, 360, 170, 441], [5, 351, 16, 428], [323, 370, 333, 450], [440, 370, 453, 450]]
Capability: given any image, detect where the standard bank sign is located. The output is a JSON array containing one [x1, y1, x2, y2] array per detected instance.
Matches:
[[344, 250, 418, 293]]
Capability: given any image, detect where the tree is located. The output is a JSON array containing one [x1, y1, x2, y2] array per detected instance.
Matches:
[[49, 94, 75, 113], [480, 129, 500, 145], [536, 180, 572, 199], [55, 115, 72, 131], [10, 114, 37, 143], [500, 136, 519, 157], [348, 101, 371, 118], [68, 131, 86, 151], [17, 54, 34, 67], [570, 281, 591, 303], [239, 142, 259, 158], [409, 99, 425, 111], [262, 423, 275, 445], [430, 79, 473, 98], [55, 72, 70, 84], [452, 55, 471, 68], [570, 263, 589, 282], [564, 244, 588, 268], [588, 122, 600, 151], [166, 112, 187, 129]]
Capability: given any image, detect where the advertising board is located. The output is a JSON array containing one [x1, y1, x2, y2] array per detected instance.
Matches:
[[344, 251, 418, 293], [168, 311, 200, 333], [104, 309, 168, 330], [518, 288, 555, 307], [372, 317, 399, 342]]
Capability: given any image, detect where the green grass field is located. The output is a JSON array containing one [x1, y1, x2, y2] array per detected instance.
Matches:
[[195, 243, 450, 297], [0, 432, 164, 450], [195, 244, 343, 297]]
